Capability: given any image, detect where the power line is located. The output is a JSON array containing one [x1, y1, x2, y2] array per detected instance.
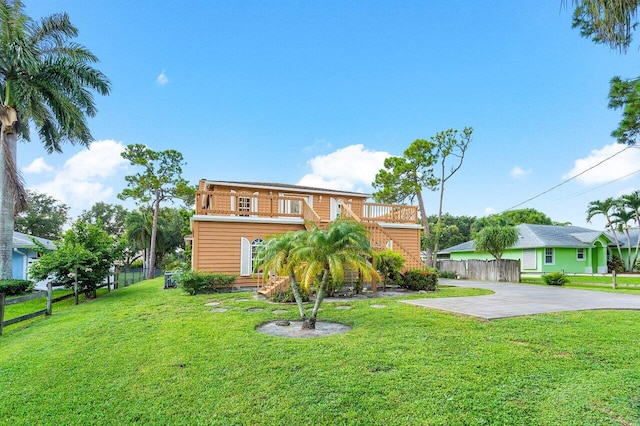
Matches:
[[501, 145, 632, 213], [554, 168, 640, 202]]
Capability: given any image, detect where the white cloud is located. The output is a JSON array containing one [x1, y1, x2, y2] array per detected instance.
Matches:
[[23, 157, 53, 174], [29, 140, 128, 214], [156, 70, 169, 85], [484, 207, 496, 215], [297, 144, 391, 193], [563, 143, 640, 185], [510, 165, 531, 178]]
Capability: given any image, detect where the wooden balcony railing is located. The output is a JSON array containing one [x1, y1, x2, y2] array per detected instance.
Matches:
[[196, 190, 310, 218], [195, 190, 418, 225], [360, 202, 418, 223]]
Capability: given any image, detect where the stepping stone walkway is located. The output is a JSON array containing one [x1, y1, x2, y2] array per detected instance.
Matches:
[[246, 308, 264, 313], [211, 308, 228, 313], [335, 305, 352, 310], [370, 304, 386, 309], [235, 298, 251, 302], [204, 302, 221, 306], [272, 310, 289, 314]]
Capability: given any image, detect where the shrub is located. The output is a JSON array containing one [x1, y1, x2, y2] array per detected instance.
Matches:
[[270, 285, 309, 303], [438, 270, 457, 279], [0, 280, 34, 296], [608, 256, 624, 273], [374, 249, 406, 291], [401, 268, 438, 291], [175, 269, 237, 295], [542, 272, 569, 286]]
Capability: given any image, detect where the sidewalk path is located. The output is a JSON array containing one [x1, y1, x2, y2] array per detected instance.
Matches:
[[401, 279, 640, 320]]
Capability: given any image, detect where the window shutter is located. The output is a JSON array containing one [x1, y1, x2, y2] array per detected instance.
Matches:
[[240, 237, 251, 276]]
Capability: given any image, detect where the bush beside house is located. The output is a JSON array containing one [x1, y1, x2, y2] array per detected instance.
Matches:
[[175, 269, 237, 295]]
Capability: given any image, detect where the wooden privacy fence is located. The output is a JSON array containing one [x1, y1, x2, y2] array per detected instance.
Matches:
[[437, 259, 521, 283]]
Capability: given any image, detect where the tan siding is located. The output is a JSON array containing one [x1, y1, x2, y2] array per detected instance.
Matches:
[[192, 219, 305, 287], [382, 227, 422, 261], [312, 194, 331, 221]]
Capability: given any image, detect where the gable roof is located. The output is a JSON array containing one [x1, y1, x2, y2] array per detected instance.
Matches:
[[440, 224, 609, 253], [13, 231, 56, 250], [203, 180, 372, 198]]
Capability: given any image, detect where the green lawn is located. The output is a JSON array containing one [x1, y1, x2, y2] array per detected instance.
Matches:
[[521, 274, 640, 294], [1, 279, 639, 425]]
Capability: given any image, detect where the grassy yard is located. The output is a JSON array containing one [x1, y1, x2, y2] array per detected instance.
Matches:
[[521, 274, 640, 294], [1, 279, 639, 425]]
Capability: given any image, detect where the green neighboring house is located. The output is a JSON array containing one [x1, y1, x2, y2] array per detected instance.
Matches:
[[439, 224, 611, 274]]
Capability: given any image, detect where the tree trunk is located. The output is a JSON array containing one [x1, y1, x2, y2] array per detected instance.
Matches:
[[415, 189, 431, 267], [147, 192, 161, 279], [0, 130, 17, 280], [305, 269, 329, 330], [289, 271, 307, 322]]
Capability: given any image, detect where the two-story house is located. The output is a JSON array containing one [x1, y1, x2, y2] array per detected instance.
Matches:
[[190, 179, 424, 289]]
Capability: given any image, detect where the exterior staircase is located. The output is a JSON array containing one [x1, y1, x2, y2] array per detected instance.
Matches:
[[339, 202, 425, 270], [257, 275, 290, 298]]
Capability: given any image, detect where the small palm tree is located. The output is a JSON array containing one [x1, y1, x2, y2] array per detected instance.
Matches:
[[0, 1, 110, 279], [587, 198, 624, 265], [292, 219, 380, 329], [254, 231, 308, 323], [620, 191, 640, 268], [612, 206, 635, 271]]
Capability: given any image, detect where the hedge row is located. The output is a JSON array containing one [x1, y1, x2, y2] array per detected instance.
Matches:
[[175, 270, 237, 295], [0, 280, 34, 296]]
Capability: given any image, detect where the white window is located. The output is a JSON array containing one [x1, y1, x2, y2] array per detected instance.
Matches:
[[231, 191, 258, 217], [241, 237, 264, 276], [577, 248, 585, 261], [238, 196, 251, 216], [252, 239, 264, 271], [544, 248, 554, 265]]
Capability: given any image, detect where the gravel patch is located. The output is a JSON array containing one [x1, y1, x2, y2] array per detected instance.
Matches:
[[256, 321, 351, 338]]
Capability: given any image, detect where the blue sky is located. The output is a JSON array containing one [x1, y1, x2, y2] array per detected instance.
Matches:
[[19, 1, 640, 230]]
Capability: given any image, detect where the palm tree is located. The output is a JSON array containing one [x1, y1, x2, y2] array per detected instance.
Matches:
[[612, 205, 635, 271], [0, 1, 110, 279], [124, 209, 153, 268], [620, 191, 640, 268], [587, 198, 624, 265], [292, 219, 380, 329], [254, 231, 308, 323]]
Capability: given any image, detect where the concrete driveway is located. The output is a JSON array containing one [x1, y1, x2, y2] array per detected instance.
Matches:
[[401, 279, 640, 320]]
